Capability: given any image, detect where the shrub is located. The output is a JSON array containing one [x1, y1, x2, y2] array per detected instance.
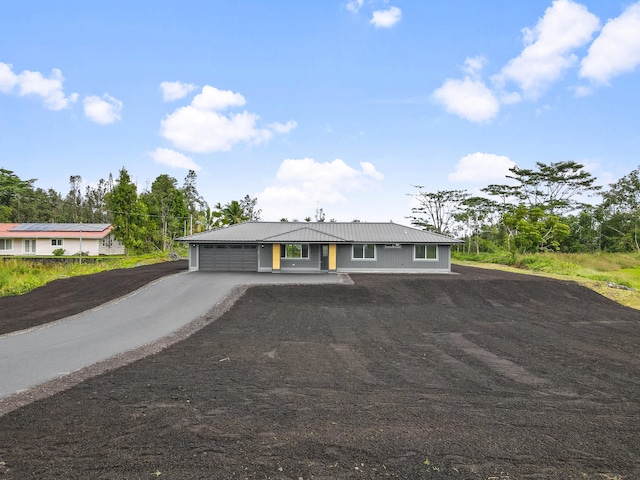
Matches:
[[53, 248, 65, 256]]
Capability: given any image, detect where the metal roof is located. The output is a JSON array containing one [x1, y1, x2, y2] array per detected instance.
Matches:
[[179, 222, 462, 244], [261, 227, 350, 243], [10, 223, 111, 233]]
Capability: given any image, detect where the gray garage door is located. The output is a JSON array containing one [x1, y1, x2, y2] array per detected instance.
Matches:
[[199, 244, 258, 272]]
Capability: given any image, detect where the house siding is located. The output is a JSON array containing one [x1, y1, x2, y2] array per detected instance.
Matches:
[[29, 238, 102, 256], [336, 244, 451, 272], [97, 234, 125, 255]]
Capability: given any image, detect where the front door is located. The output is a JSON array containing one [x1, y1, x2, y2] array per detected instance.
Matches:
[[320, 244, 329, 271], [24, 239, 36, 254]]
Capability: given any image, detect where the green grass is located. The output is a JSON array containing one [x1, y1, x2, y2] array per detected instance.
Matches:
[[454, 251, 640, 286], [453, 251, 640, 309], [0, 254, 171, 297]]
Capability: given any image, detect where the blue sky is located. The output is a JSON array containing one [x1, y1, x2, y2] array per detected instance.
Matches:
[[1, 0, 640, 223]]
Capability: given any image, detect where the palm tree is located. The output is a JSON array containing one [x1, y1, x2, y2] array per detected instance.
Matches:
[[218, 200, 249, 226]]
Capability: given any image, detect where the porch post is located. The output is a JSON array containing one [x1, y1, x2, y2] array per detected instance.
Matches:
[[329, 244, 337, 272], [272, 243, 281, 272]]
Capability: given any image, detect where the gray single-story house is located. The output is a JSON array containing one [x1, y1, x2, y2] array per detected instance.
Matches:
[[178, 221, 462, 273]]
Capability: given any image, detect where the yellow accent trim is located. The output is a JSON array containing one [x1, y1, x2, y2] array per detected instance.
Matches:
[[329, 244, 337, 271], [272, 244, 281, 270]]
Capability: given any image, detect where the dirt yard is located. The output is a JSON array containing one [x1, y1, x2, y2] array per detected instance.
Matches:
[[1, 265, 639, 479], [0, 260, 188, 335]]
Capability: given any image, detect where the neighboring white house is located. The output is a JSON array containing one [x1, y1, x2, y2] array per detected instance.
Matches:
[[0, 223, 124, 256]]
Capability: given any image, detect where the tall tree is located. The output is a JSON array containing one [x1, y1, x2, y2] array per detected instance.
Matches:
[[217, 200, 250, 226], [181, 170, 207, 216], [142, 174, 188, 251], [506, 161, 600, 213], [480, 161, 600, 251], [10, 188, 64, 223], [502, 205, 570, 253], [181, 170, 208, 234], [455, 196, 500, 254], [63, 175, 84, 222], [85, 176, 113, 223], [408, 187, 469, 235], [600, 166, 640, 252], [314, 206, 326, 222], [0, 168, 36, 221], [562, 206, 603, 253], [239, 195, 261, 221], [106, 168, 146, 255]]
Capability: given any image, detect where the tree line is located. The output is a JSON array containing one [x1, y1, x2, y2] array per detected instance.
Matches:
[[0, 167, 259, 254], [409, 161, 640, 254], [4, 160, 640, 256]]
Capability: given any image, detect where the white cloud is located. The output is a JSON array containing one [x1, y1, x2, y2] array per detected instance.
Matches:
[[0, 63, 78, 110], [493, 0, 600, 99], [0, 62, 19, 92], [160, 85, 295, 153], [161, 107, 271, 152], [268, 120, 298, 134], [463, 55, 488, 78], [160, 81, 197, 102], [83, 94, 123, 124], [346, 0, 363, 14], [257, 158, 384, 220], [579, 1, 640, 86], [150, 147, 201, 171], [432, 77, 500, 122], [448, 153, 516, 183], [370, 6, 402, 28], [191, 85, 246, 111], [361, 161, 384, 181], [498, 90, 522, 105]]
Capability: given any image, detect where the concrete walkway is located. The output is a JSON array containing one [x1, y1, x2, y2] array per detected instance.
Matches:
[[0, 272, 345, 399]]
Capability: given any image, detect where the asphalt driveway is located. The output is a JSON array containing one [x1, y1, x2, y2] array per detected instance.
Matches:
[[0, 271, 344, 401]]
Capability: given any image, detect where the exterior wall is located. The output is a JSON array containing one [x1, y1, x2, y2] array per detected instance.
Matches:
[[280, 244, 322, 272], [47, 238, 99, 256], [1, 235, 123, 256], [97, 234, 125, 255], [259, 244, 273, 272], [336, 244, 451, 273]]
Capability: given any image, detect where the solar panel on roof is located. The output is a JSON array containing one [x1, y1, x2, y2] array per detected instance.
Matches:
[[10, 223, 110, 232]]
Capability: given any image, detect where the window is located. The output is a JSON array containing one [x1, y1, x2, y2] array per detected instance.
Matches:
[[353, 244, 375, 260], [0, 239, 12, 250], [51, 239, 63, 246], [384, 243, 401, 249], [414, 244, 437, 260], [281, 244, 309, 259]]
